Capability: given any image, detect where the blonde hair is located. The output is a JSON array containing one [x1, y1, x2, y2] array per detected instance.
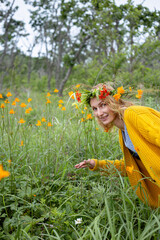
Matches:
[[91, 83, 134, 131]]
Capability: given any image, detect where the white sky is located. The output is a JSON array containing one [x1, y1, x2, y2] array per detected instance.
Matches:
[[14, 0, 160, 56]]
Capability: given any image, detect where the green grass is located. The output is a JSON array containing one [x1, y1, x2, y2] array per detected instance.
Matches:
[[0, 88, 160, 239]]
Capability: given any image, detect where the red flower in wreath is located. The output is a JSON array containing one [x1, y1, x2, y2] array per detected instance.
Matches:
[[76, 91, 81, 102], [99, 87, 110, 100]]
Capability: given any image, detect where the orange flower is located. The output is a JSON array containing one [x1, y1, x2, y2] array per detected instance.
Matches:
[[28, 98, 32, 102], [0, 94, 3, 98], [28, 107, 32, 111], [86, 114, 92, 120], [113, 93, 121, 101], [76, 84, 80, 88], [9, 109, 15, 114], [1, 103, 5, 109], [81, 118, 85, 122], [15, 98, 20, 102], [84, 107, 87, 110], [129, 87, 132, 92], [33, 194, 36, 197], [117, 86, 125, 94], [126, 165, 134, 174], [136, 94, 142, 99], [20, 103, 27, 108], [47, 122, 52, 127], [12, 101, 16, 106], [36, 120, 41, 126], [46, 99, 51, 104], [6, 92, 12, 97], [81, 111, 85, 114], [4, 99, 9, 104], [54, 89, 59, 93], [25, 109, 30, 114], [104, 129, 109, 132], [96, 128, 99, 130], [41, 117, 46, 122], [46, 93, 51, 97], [20, 140, 24, 146], [18, 118, 25, 124], [59, 104, 62, 108], [137, 89, 143, 95], [0, 164, 10, 180], [68, 91, 74, 99], [59, 99, 63, 103], [62, 107, 66, 111]]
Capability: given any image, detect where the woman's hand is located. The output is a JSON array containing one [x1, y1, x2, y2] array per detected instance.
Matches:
[[75, 159, 95, 169]]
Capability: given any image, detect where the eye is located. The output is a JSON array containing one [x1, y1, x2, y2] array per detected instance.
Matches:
[[101, 103, 106, 107], [92, 107, 97, 111]]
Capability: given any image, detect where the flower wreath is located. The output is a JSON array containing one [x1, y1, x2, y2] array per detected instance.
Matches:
[[73, 85, 143, 106]]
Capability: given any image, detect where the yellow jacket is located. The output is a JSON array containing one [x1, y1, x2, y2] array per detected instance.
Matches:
[[90, 106, 160, 208]]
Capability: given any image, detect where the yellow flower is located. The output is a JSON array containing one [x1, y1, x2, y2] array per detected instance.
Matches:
[[137, 89, 143, 95], [4, 99, 9, 104], [86, 114, 92, 120], [59, 99, 63, 103], [113, 93, 121, 101], [129, 87, 132, 92], [15, 98, 20, 102], [81, 111, 85, 114], [126, 165, 134, 174], [0, 164, 10, 180], [0, 94, 3, 98], [47, 122, 52, 126], [18, 118, 25, 124], [68, 91, 74, 99], [9, 109, 15, 114], [54, 89, 59, 93], [62, 107, 66, 111], [36, 120, 42, 126], [96, 128, 99, 130], [6, 92, 12, 97], [20, 103, 27, 108], [76, 84, 80, 88], [12, 101, 16, 106], [136, 94, 142, 99], [117, 86, 125, 94], [25, 109, 30, 114], [84, 107, 87, 110], [41, 117, 46, 122], [20, 140, 24, 146], [28, 107, 33, 111], [28, 98, 32, 102], [59, 104, 62, 108], [1, 103, 5, 109], [81, 118, 85, 122], [8, 160, 12, 164], [46, 93, 51, 97], [46, 99, 51, 104]]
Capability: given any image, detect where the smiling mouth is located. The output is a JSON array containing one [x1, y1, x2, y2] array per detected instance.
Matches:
[[99, 115, 109, 121]]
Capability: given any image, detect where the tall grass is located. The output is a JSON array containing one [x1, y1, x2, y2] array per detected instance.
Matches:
[[0, 88, 160, 239]]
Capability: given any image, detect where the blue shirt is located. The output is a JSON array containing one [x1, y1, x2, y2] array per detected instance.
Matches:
[[122, 124, 140, 159]]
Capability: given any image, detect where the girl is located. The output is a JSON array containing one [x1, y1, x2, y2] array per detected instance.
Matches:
[[75, 83, 160, 208]]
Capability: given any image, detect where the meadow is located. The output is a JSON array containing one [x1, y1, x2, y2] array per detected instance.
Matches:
[[0, 86, 160, 240]]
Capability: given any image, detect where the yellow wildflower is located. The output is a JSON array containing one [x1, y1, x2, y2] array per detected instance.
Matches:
[[36, 120, 42, 126], [9, 109, 15, 114], [41, 117, 46, 122], [15, 98, 20, 102], [129, 87, 132, 92], [8, 160, 12, 164], [96, 128, 99, 130], [0, 164, 10, 180], [20, 103, 27, 108], [84, 107, 87, 110], [28, 98, 32, 102], [81, 118, 85, 122], [68, 91, 74, 99], [28, 107, 33, 111], [6, 92, 12, 97], [113, 93, 121, 101], [54, 89, 59, 93], [137, 89, 143, 95], [81, 111, 85, 114], [117, 86, 125, 94], [136, 94, 142, 99], [46, 93, 51, 97], [12, 101, 16, 106], [4, 99, 9, 104], [1, 103, 5, 109], [59, 100, 63, 103], [62, 107, 66, 111], [59, 104, 62, 108], [47, 122, 52, 126], [20, 140, 24, 146], [25, 109, 30, 114], [46, 99, 51, 104], [18, 118, 25, 124], [0, 94, 3, 98], [86, 114, 92, 120], [76, 84, 80, 88]]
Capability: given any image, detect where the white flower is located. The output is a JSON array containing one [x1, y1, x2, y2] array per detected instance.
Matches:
[[75, 218, 82, 225]]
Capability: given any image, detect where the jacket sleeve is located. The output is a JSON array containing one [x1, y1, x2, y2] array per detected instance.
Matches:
[[89, 158, 127, 176]]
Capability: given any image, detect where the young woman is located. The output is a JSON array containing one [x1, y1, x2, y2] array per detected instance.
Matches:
[[74, 83, 160, 208]]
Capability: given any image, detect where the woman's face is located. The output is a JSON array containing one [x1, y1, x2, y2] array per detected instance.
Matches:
[[90, 97, 117, 126]]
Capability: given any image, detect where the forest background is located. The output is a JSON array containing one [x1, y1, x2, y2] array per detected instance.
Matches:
[[1, 0, 160, 95]]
